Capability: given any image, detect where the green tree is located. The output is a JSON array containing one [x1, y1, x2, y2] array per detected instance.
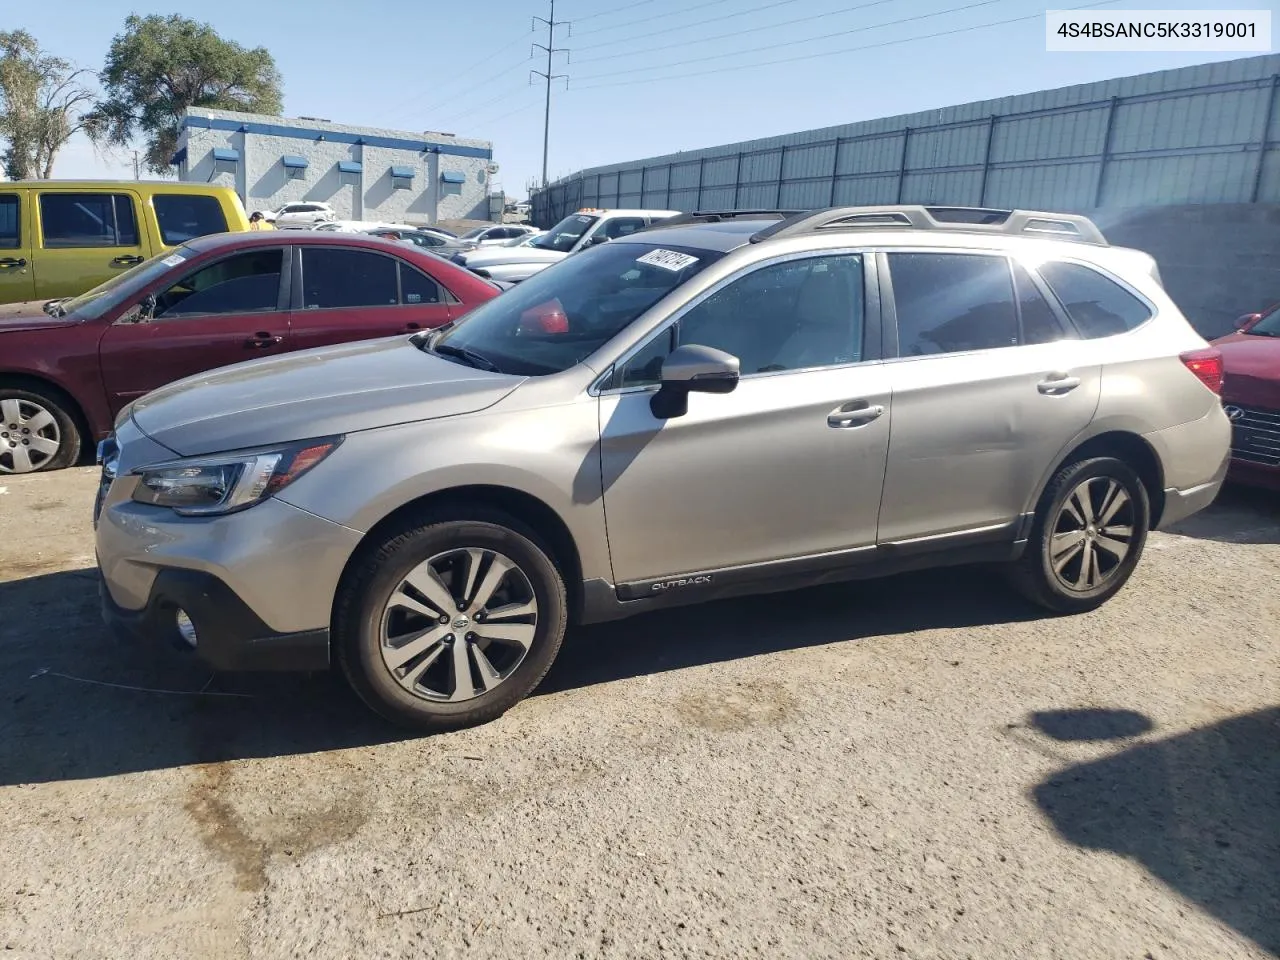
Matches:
[[0, 31, 95, 180], [87, 14, 282, 175]]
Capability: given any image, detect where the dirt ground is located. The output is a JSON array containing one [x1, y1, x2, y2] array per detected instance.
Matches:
[[0, 468, 1276, 959]]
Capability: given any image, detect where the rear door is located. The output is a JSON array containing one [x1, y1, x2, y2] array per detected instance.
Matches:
[[876, 250, 1102, 544], [33, 190, 151, 299], [98, 246, 290, 411], [0, 191, 35, 303], [288, 245, 453, 349]]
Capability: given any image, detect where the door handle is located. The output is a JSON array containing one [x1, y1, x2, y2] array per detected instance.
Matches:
[[827, 400, 884, 429], [111, 255, 144, 266], [1037, 373, 1081, 395], [244, 333, 283, 348], [0, 257, 27, 268]]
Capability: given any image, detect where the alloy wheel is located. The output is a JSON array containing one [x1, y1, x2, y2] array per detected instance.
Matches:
[[1048, 476, 1136, 592], [0, 397, 61, 474], [378, 547, 538, 702]]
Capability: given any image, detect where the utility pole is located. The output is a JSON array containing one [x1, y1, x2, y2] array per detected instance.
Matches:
[[132, 151, 140, 180], [531, 0, 569, 188]]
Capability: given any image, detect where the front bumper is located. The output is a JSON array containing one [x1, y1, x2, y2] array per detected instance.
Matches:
[[100, 568, 329, 671]]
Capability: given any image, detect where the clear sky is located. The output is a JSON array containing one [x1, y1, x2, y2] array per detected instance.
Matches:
[[11, 0, 1278, 200]]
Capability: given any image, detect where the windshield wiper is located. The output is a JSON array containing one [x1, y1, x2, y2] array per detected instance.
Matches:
[[432, 342, 500, 372]]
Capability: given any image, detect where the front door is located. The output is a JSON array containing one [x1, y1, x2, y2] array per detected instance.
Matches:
[[876, 251, 1102, 543], [0, 192, 34, 303], [599, 252, 892, 586], [33, 190, 150, 300], [289, 246, 452, 350], [98, 247, 290, 413]]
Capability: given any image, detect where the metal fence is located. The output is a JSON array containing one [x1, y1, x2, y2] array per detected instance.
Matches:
[[531, 55, 1280, 226]]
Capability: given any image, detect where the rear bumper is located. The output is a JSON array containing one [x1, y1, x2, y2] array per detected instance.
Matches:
[[100, 567, 329, 672]]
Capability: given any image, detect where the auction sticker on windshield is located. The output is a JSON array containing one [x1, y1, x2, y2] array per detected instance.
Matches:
[[161, 254, 186, 267], [637, 249, 699, 272]]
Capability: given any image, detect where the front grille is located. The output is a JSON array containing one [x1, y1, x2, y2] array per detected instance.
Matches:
[[1226, 403, 1280, 467]]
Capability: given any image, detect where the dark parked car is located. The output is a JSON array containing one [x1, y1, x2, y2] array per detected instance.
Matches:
[[0, 232, 500, 473], [1212, 304, 1280, 490]]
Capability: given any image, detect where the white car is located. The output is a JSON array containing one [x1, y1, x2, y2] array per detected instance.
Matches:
[[457, 208, 680, 282], [262, 201, 336, 229], [455, 223, 539, 251]]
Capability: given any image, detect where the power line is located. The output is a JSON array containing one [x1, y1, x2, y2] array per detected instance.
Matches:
[[572, 0, 744, 37], [575, 0, 1003, 80], [573, 0, 897, 65], [371, 30, 534, 126], [572, 0, 1122, 91], [574, 0, 804, 49], [567, 0, 662, 24]]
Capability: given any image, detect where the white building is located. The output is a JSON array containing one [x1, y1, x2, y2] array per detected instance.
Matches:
[[172, 107, 497, 225]]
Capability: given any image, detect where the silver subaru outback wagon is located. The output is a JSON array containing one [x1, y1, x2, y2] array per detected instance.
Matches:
[[95, 205, 1231, 730]]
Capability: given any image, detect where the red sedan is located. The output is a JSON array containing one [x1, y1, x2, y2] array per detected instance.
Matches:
[[1212, 304, 1280, 490], [0, 231, 500, 473]]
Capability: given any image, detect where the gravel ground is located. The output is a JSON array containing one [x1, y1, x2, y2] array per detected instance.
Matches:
[[0, 467, 1276, 960]]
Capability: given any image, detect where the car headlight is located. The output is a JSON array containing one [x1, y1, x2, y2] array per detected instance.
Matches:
[[131, 437, 341, 516]]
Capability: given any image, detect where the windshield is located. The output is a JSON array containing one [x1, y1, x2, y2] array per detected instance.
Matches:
[[530, 214, 599, 253], [60, 247, 190, 321], [1251, 304, 1280, 336], [431, 240, 722, 376]]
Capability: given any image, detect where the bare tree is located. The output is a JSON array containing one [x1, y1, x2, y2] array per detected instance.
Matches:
[[0, 31, 95, 180]]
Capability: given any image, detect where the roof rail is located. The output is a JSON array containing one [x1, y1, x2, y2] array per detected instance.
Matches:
[[749, 205, 1108, 246], [642, 209, 805, 230]]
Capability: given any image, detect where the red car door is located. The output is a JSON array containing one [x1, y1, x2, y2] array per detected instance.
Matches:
[[288, 245, 452, 350], [98, 246, 290, 414]]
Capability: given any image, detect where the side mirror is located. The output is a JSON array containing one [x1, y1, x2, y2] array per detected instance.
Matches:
[[586, 235, 610, 247], [650, 344, 740, 419], [125, 294, 157, 324], [1237, 312, 1263, 332]]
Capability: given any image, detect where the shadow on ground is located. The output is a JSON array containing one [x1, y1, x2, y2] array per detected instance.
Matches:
[[1165, 484, 1280, 545], [1033, 707, 1280, 957], [0, 564, 1039, 784]]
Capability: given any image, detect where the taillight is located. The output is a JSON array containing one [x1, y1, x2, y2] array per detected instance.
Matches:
[[1179, 348, 1224, 395]]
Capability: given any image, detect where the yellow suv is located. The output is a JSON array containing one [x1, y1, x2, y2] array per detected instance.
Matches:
[[0, 181, 250, 305]]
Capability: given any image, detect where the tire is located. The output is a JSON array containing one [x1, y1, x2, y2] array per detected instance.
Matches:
[[0, 386, 81, 474], [334, 506, 568, 732], [1008, 456, 1150, 614]]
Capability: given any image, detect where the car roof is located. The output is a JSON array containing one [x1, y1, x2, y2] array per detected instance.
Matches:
[[8, 179, 237, 195], [183, 230, 444, 257], [611, 218, 783, 254]]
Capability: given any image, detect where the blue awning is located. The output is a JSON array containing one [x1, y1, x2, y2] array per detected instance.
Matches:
[[390, 165, 416, 179], [212, 148, 240, 162], [169, 146, 188, 166], [337, 160, 362, 174], [440, 171, 465, 184], [281, 155, 309, 169]]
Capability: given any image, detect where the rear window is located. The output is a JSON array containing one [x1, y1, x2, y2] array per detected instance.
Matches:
[[153, 194, 229, 245], [1036, 261, 1152, 338]]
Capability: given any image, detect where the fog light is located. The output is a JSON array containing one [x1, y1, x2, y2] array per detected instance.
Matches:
[[175, 609, 198, 648]]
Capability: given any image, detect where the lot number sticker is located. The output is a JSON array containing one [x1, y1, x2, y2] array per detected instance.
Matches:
[[161, 254, 186, 267], [637, 249, 699, 272]]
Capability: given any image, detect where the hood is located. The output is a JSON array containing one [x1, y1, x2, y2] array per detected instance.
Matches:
[[461, 246, 568, 268], [0, 299, 80, 333], [130, 336, 523, 457], [1213, 333, 1280, 410]]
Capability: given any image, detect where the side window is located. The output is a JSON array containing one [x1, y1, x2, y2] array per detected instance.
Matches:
[[154, 249, 283, 319], [602, 217, 646, 240], [39, 193, 139, 248], [616, 327, 675, 388], [0, 194, 18, 249], [674, 254, 864, 376], [1012, 261, 1069, 345], [1036, 261, 1153, 338], [888, 253, 1017, 356], [399, 263, 444, 305], [301, 248, 398, 309], [153, 195, 228, 245]]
